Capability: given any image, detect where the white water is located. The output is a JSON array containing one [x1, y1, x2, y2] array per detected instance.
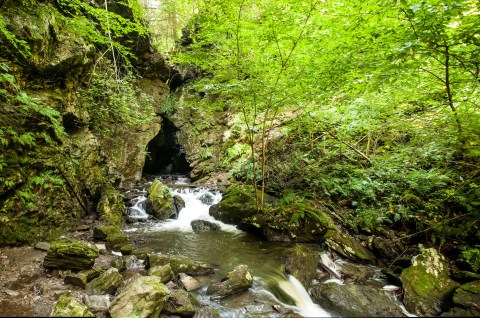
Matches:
[[278, 275, 331, 317], [128, 195, 148, 219], [320, 252, 343, 279]]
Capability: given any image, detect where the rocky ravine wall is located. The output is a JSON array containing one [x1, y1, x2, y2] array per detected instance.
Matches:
[[0, 0, 169, 245]]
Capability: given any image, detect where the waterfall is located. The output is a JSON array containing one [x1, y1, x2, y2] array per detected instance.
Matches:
[[278, 275, 331, 317], [127, 195, 148, 220]]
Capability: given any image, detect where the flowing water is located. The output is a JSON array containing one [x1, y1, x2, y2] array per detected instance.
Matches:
[[124, 178, 332, 317]]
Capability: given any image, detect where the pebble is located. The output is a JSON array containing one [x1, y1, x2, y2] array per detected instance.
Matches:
[[5, 290, 20, 297]]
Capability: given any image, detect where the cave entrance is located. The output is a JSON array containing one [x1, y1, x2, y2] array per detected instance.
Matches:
[[142, 118, 191, 176]]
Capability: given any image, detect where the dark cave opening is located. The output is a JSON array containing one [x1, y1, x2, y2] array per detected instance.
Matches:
[[142, 118, 191, 176]]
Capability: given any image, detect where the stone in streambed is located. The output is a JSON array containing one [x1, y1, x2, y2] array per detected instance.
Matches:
[[50, 292, 93, 317], [148, 264, 174, 283], [83, 294, 111, 313], [64, 268, 101, 288], [162, 289, 200, 316], [105, 232, 133, 255], [146, 180, 174, 220], [284, 244, 321, 289], [191, 219, 220, 232], [400, 247, 460, 316], [43, 237, 99, 270], [109, 275, 170, 318], [310, 282, 404, 317], [325, 230, 376, 263], [85, 267, 123, 295], [147, 253, 214, 276], [93, 225, 121, 241], [193, 306, 220, 318], [206, 264, 253, 298], [178, 273, 201, 291]]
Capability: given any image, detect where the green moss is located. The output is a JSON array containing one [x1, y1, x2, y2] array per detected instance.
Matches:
[[51, 293, 93, 317]]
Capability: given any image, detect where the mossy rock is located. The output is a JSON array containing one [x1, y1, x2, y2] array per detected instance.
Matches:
[[284, 244, 321, 289], [206, 264, 253, 299], [147, 253, 214, 276], [146, 180, 174, 220], [162, 289, 200, 316], [50, 292, 94, 317], [64, 268, 101, 288], [86, 268, 123, 295], [43, 237, 99, 270], [401, 247, 461, 316], [148, 264, 174, 283], [97, 187, 125, 227], [93, 225, 121, 241], [452, 280, 480, 314], [325, 230, 376, 263], [209, 184, 272, 225], [106, 232, 133, 255], [109, 275, 170, 318]]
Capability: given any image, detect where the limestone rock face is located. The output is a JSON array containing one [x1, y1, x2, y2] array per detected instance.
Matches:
[[162, 289, 200, 316], [400, 247, 460, 316], [310, 282, 404, 317], [50, 293, 93, 317], [109, 275, 170, 318], [147, 253, 214, 276], [206, 264, 253, 298], [146, 180, 174, 220], [43, 237, 99, 270], [86, 268, 123, 295]]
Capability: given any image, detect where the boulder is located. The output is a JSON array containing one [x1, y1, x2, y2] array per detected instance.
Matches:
[[147, 253, 214, 276], [64, 268, 101, 288], [209, 184, 265, 224], [310, 282, 404, 317], [325, 230, 376, 263], [93, 225, 121, 241], [452, 280, 480, 315], [162, 289, 200, 316], [86, 268, 123, 295], [337, 262, 375, 282], [206, 264, 253, 298], [193, 306, 220, 318], [43, 237, 99, 270], [83, 294, 111, 313], [109, 275, 170, 318], [148, 264, 174, 283], [50, 293, 93, 317], [105, 232, 133, 255], [178, 273, 201, 291], [284, 244, 321, 289], [146, 180, 174, 220], [400, 247, 461, 316], [191, 220, 221, 232], [173, 195, 186, 210]]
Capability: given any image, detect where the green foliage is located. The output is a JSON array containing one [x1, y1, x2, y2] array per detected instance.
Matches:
[[80, 61, 155, 133], [462, 246, 480, 273], [0, 16, 30, 59]]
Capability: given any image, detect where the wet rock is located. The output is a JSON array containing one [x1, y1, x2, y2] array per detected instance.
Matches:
[[146, 180, 174, 220], [147, 253, 214, 276], [338, 262, 375, 282], [452, 280, 480, 315], [199, 193, 214, 205], [86, 268, 123, 295], [43, 237, 99, 270], [191, 220, 221, 232], [284, 244, 321, 289], [93, 225, 121, 241], [110, 257, 127, 271], [134, 247, 154, 261], [173, 195, 186, 210], [64, 268, 101, 288], [401, 247, 460, 316], [149, 264, 175, 283], [325, 230, 376, 263], [83, 294, 111, 313], [105, 233, 133, 255], [109, 275, 170, 318], [206, 264, 253, 298], [209, 184, 268, 224], [311, 282, 404, 317], [193, 306, 220, 318], [178, 273, 201, 291], [51, 293, 93, 317], [367, 235, 405, 260], [162, 289, 200, 316], [241, 303, 301, 317]]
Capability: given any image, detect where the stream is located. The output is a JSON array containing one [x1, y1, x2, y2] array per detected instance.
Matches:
[[123, 177, 405, 317]]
